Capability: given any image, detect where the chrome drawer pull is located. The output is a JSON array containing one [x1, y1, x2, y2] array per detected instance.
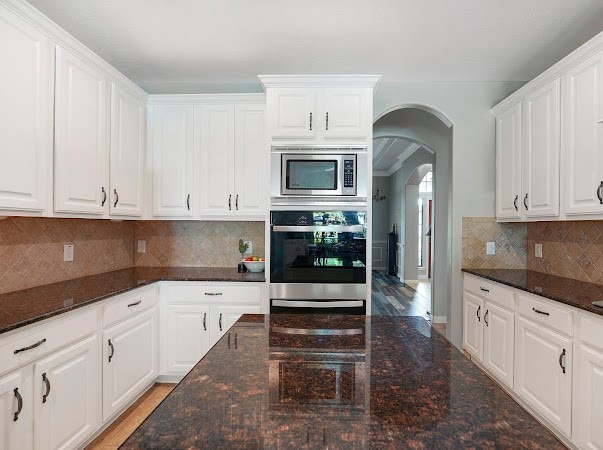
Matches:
[[532, 307, 549, 316], [14, 338, 46, 354]]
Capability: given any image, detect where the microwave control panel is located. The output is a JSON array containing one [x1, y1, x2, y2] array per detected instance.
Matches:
[[342, 157, 356, 195]]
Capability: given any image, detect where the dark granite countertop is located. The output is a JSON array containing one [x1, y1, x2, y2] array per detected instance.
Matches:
[[0, 267, 265, 335], [121, 314, 565, 449], [463, 268, 603, 316]]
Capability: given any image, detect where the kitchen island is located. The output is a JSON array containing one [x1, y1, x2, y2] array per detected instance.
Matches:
[[121, 314, 564, 449]]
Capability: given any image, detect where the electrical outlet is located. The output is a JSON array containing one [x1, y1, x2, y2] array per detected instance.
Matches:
[[486, 241, 496, 255], [244, 241, 252, 254], [137, 240, 146, 253], [63, 244, 74, 262], [535, 243, 543, 258]]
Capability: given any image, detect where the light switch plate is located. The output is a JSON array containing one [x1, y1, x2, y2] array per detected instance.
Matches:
[[137, 240, 146, 253], [535, 243, 543, 258], [244, 241, 252, 254], [486, 242, 495, 255], [63, 244, 74, 262]]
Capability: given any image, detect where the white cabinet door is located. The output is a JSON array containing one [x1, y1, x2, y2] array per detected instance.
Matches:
[[574, 343, 603, 449], [523, 79, 560, 218], [0, 9, 53, 212], [268, 88, 317, 139], [0, 367, 32, 450], [496, 104, 523, 220], [514, 317, 572, 436], [103, 307, 158, 421], [33, 335, 100, 450], [164, 304, 210, 376], [210, 305, 261, 348], [483, 301, 514, 388], [151, 105, 194, 217], [234, 105, 266, 217], [110, 84, 146, 217], [562, 52, 603, 217], [463, 291, 484, 361], [199, 105, 235, 216], [54, 46, 110, 215], [321, 88, 368, 140]]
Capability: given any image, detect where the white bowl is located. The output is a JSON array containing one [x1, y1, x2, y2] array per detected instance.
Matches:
[[242, 260, 265, 272]]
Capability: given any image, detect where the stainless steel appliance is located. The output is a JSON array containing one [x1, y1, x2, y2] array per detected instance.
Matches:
[[270, 147, 367, 203], [269, 210, 367, 314]]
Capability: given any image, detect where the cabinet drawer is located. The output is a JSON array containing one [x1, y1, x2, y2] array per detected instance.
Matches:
[[517, 292, 574, 337], [464, 274, 515, 311], [0, 307, 97, 376], [103, 285, 159, 328], [579, 312, 603, 351], [163, 283, 261, 305]]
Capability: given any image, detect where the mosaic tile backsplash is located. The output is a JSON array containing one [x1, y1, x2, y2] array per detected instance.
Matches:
[[528, 220, 603, 284], [0, 217, 134, 294], [462, 217, 527, 270]]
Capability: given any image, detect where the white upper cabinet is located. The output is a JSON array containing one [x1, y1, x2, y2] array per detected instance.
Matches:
[[54, 46, 110, 215], [496, 104, 523, 220], [0, 8, 53, 212], [110, 84, 146, 217], [151, 105, 195, 217], [321, 88, 369, 140], [562, 52, 603, 217], [267, 88, 317, 140], [523, 79, 560, 218]]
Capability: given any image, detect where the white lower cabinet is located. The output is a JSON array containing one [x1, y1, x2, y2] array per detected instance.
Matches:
[[514, 316, 572, 437], [210, 304, 261, 348], [33, 334, 100, 450], [0, 367, 32, 450], [462, 291, 484, 360], [483, 301, 514, 388], [102, 306, 158, 421]]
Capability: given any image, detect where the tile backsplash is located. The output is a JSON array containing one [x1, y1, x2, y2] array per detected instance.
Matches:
[[134, 220, 265, 267], [0, 217, 134, 294], [528, 221, 603, 284], [462, 217, 527, 269]]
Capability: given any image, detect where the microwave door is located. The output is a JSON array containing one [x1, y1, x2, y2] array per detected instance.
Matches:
[[281, 155, 343, 196]]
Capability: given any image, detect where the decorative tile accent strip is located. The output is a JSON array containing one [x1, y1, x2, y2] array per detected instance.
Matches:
[[462, 217, 527, 269], [528, 220, 603, 284], [134, 221, 265, 268], [0, 217, 134, 294]]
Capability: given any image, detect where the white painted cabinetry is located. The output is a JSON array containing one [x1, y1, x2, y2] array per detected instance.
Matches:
[[0, 7, 53, 213], [495, 104, 523, 220], [0, 367, 32, 450], [54, 46, 110, 215], [151, 105, 195, 217], [483, 301, 515, 387], [110, 83, 146, 217], [321, 88, 370, 140], [462, 291, 484, 360], [267, 88, 317, 140]]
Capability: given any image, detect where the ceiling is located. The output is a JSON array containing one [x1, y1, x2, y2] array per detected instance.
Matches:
[[373, 138, 431, 175], [26, 0, 603, 93]]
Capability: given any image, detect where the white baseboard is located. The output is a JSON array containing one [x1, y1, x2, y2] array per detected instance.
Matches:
[[433, 316, 447, 324]]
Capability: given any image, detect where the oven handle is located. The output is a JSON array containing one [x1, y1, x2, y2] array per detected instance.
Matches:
[[272, 299, 364, 308], [272, 225, 364, 233]]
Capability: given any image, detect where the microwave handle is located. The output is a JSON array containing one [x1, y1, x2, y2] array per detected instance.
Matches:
[[272, 225, 364, 233]]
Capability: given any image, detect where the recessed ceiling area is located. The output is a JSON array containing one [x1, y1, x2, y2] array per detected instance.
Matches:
[[25, 0, 603, 93], [373, 138, 427, 176]]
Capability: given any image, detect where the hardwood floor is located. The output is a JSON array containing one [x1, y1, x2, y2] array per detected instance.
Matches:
[[371, 271, 431, 318]]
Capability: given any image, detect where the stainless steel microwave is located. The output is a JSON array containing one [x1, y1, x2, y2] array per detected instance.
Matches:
[[270, 148, 367, 199]]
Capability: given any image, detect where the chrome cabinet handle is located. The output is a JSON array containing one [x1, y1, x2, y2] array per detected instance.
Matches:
[[113, 189, 119, 208], [127, 300, 141, 307], [532, 307, 549, 316], [203, 313, 206, 331], [219, 313, 223, 331], [108, 339, 114, 363], [559, 349, 566, 374], [204, 292, 222, 296], [42, 373, 50, 404], [13, 388, 23, 421], [524, 193, 528, 210], [325, 112, 329, 130], [484, 310, 489, 327], [235, 194, 239, 210], [514, 195, 518, 211], [598, 181, 603, 205], [476, 305, 481, 322], [187, 194, 191, 210], [101, 187, 107, 206], [480, 287, 490, 293], [14, 338, 46, 354], [228, 194, 232, 210], [309, 112, 312, 131]]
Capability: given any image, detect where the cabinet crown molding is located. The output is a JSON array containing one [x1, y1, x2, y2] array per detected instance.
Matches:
[[258, 74, 381, 92], [147, 93, 266, 105]]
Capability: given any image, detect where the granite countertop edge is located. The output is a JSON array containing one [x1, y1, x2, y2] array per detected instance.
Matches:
[[0, 267, 266, 336], [462, 268, 603, 317]]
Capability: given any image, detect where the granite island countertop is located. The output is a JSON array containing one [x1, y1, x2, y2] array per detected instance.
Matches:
[[462, 268, 603, 316], [0, 267, 265, 335], [121, 314, 565, 449]]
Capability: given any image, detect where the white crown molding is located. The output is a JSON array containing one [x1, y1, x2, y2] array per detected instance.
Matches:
[[147, 93, 266, 105], [492, 29, 603, 115], [258, 75, 381, 92], [1, 0, 148, 102]]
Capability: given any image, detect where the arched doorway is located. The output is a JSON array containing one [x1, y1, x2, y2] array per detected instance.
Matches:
[[370, 105, 453, 338]]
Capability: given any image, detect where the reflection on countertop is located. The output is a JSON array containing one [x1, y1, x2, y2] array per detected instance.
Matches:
[[121, 314, 564, 449], [0, 267, 265, 335]]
